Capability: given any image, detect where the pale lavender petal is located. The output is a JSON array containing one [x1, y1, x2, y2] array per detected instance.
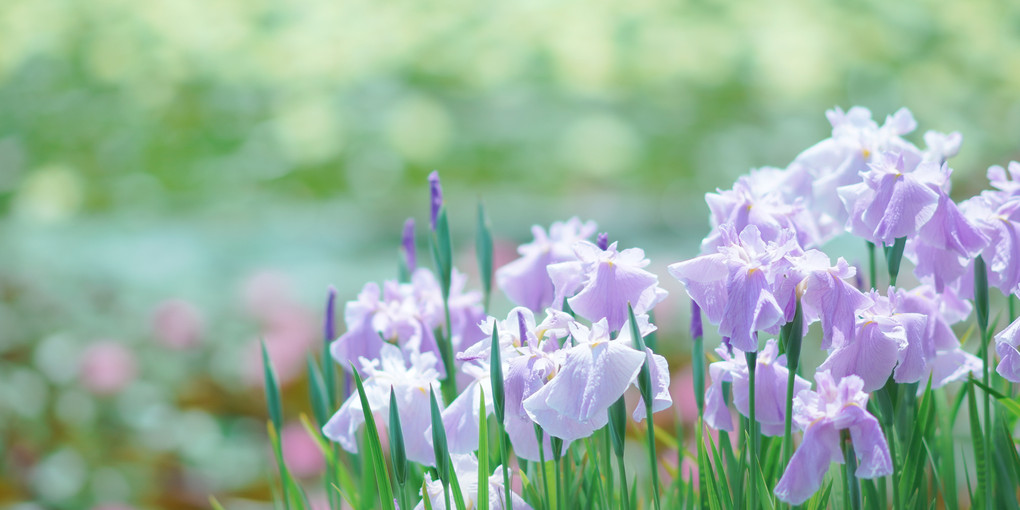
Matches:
[[567, 246, 666, 332], [926, 348, 982, 392], [995, 316, 1020, 382], [400, 385, 440, 465], [840, 405, 893, 478], [719, 268, 783, 352], [801, 269, 872, 350], [441, 381, 485, 454], [704, 375, 734, 432], [530, 338, 640, 426], [633, 350, 673, 422], [668, 254, 730, 325], [818, 321, 903, 392], [497, 250, 556, 311], [774, 421, 842, 505], [547, 260, 585, 310], [892, 312, 932, 384], [322, 394, 365, 454]]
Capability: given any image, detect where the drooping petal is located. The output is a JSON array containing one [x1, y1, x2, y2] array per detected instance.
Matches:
[[840, 405, 893, 478], [774, 421, 842, 505], [633, 350, 673, 422], [995, 316, 1020, 383], [719, 267, 783, 352], [818, 320, 904, 392], [668, 254, 730, 324]]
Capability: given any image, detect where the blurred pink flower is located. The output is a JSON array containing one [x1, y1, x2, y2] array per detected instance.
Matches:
[[281, 421, 326, 478], [241, 271, 320, 386], [151, 299, 204, 349], [79, 341, 138, 395], [91, 504, 135, 510], [670, 368, 700, 424], [243, 270, 295, 318]]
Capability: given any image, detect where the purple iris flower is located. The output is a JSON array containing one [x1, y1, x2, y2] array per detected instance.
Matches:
[[788, 107, 922, 242], [995, 315, 1020, 382], [905, 188, 987, 292], [330, 267, 485, 377], [817, 288, 927, 391], [703, 339, 810, 436], [548, 240, 668, 333], [428, 170, 442, 231], [774, 371, 892, 505], [701, 169, 821, 253], [416, 454, 533, 510], [837, 151, 943, 246], [959, 166, 1020, 296], [922, 130, 963, 164], [435, 361, 493, 454], [458, 308, 573, 461], [522, 316, 669, 441], [669, 224, 796, 352], [322, 344, 442, 466], [495, 217, 597, 312]]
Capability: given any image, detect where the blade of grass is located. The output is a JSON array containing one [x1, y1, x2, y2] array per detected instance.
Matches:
[[478, 392, 490, 510], [351, 365, 396, 510]]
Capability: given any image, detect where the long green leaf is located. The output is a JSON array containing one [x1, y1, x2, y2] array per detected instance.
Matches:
[[351, 365, 396, 510], [478, 391, 490, 510]]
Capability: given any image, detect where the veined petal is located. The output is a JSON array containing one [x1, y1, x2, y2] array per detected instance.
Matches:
[[818, 321, 903, 392], [526, 340, 644, 425], [633, 350, 673, 422], [841, 405, 893, 478], [774, 421, 842, 505]]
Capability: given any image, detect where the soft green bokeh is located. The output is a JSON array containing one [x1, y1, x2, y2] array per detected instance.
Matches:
[[2, 1, 1020, 508]]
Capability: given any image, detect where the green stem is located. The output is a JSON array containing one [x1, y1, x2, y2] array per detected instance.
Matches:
[[842, 430, 862, 510], [866, 241, 877, 290], [498, 427, 513, 510], [693, 335, 705, 418], [555, 449, 565, 510], [644, 397, 661, 510], [877, 380, 901, 510], [746, 350, 759, 510], [974, 256, 992, 509], [439, 303, 457, 403], [536, 426, 551, 510], [617, 451, 630, 510], [781, 301, 803, 471], [885, 237, 906, 288]]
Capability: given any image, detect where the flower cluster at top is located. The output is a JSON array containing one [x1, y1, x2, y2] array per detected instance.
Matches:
[[319, 171, 672, 508], [671, 106, 1020, 504]]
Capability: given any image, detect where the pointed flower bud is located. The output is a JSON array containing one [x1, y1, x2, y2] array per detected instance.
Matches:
[[596, 232, 609, 250], [428, 171, 443, 231], [324, 285, 337, 342], [402, 218, 417, 272]]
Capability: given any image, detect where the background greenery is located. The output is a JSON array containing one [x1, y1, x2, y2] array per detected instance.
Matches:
[[2, 0, 1019, 508]]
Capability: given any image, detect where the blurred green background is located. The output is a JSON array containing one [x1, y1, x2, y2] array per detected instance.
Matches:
[[2, 0, 1020, 508]]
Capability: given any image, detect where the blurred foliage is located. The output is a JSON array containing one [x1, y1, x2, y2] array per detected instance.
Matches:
[[2, 0, 1020, 508], [2, 0, 1020, 220]]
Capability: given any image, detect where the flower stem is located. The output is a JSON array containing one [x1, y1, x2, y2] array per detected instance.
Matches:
[[842, 430, 862, 510], [745, 350, 759, 510], [499, 428, 513, 510], [535, 425, 551, 510], [974, 256, 993, 509], [781, 301, 803, 473], [866, 241, 877, 290]]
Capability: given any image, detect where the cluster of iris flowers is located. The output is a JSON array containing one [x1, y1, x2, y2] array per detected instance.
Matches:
[[254, 107, 1020, 510]]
